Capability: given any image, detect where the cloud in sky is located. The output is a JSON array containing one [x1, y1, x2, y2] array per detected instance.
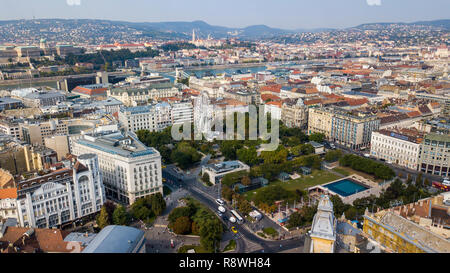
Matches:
[[66, 0, 81, 6], [366, 0, 382, 6]]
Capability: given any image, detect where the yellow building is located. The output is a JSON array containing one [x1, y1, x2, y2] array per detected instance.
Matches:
[[307, 195, 336, 253], [362, 209, 450, 253], [23, 145, 58, 172], [307, 107, 333, 139]]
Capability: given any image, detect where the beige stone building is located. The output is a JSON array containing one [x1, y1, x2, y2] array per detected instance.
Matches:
[[281, 98, 308, 129], [44, 135, 70, 161], [307, 107, 333, 138], [20, 119, 68, 146]]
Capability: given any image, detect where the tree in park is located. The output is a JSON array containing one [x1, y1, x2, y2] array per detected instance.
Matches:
[[324, 150, 342, 162], [416, 173, 423, 187], [133, 206, 153, 221], [172, 216, 192, 235], [202, 172, 210, 183], [406, 174, 412, 184], [309, 133, 325, 143], [344, 206, 358, 220], [103, 201, 116, 222], [150, 193, 166, 216], [191, 221, 201, 235], [97, 206, 111, 229], [330, 195, 349, 217], [199, 218, 223, 252], [236, 196, 253, 216], [112, 205, 130, 226], [287, 211, 304, 228], [221, 185, 234, 201], [241, 176, 251, 186], [236, 147, 259, 166]]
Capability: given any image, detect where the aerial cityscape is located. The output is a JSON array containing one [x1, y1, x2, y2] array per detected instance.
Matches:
[[0, 0, 449, 263]]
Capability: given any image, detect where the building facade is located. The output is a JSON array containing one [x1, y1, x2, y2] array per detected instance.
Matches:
[[330, 109, 380, 150], [307, 107, 334, 139], [20, 119, 68, 146], [370, 128, 423, 170], [202, 161, 250, 185], [71, 131, 163, 205], [418, 133, 450, 177], [16, 154, 105, 228], [281, 98, 308, 129]]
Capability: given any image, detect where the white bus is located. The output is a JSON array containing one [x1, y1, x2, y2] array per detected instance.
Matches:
[[230, 210, 244, 224]]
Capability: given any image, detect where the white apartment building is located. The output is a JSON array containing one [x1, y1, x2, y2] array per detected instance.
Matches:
[[16, 154, 105, 228], [264, 102, 282, 120], [193, 93, 249, 140], [108, 83, 180, 106], [118, 101, 193, 133], [171, 101, 194, 124], [370, 128, 423, 170], [71, 131, 162, 205], [0, 120, 21, 139], [0, 189, 18, 220]]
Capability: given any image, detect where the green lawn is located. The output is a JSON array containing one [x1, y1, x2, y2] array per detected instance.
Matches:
[[222, 240, 236, 252], [334, 166, 383, 183], [262, 227, 279, 237], [243, 170, 340, 201], [333, 167, 352, 176]]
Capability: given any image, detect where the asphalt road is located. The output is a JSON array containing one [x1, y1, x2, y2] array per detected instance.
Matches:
[[162, 163, 305, 253]]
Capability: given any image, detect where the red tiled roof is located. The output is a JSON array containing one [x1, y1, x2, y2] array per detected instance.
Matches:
[[261, 94, 281, 102], [0, 188, 17, 199], [406, 111, 421, 118], [259, 84, 282, 93]]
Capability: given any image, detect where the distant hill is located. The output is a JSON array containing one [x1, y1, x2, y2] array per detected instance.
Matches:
[[353, 19, 450, 30], [0, 18, 448, 43], [134, 20, 293, 39]]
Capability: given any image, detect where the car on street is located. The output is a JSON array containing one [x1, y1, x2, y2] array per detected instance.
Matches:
[[229, 216, 237, 223], [218, 206, 226, 213], [216, 199, 225, 206], [364, 153, 370, 158], [231, 226, 238, 234], [217, 211, 223, 217]]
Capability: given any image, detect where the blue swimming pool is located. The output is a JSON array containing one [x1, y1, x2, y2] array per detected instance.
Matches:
[[324, 179, 369, 197]]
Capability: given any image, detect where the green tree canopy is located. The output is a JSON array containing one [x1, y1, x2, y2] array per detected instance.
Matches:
[[172, 216, 192, 235], [97, 206, 111, 229], [112, 205, 130, 226]]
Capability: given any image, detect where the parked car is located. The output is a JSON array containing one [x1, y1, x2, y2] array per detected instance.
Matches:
[[216, 199, 225, 206], [218, 206, 226, 213], [364, 153, 370, 158], [229, 216, 237, 223]]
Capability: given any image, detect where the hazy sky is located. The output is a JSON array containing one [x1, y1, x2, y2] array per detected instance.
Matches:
[[0, 0, 449, 29]]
